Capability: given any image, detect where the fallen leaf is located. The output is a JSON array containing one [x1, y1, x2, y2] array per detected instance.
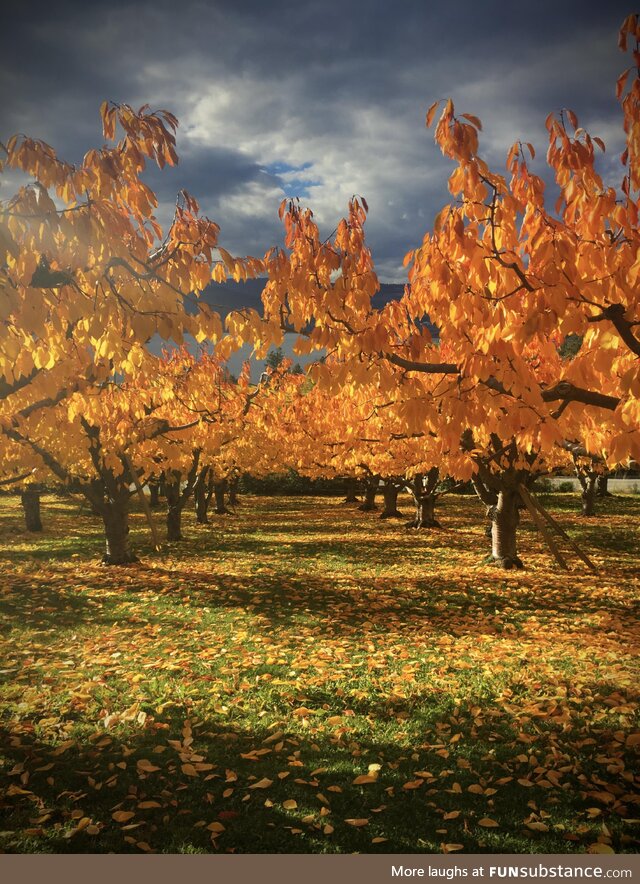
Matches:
[[249, 778, 273, 789]]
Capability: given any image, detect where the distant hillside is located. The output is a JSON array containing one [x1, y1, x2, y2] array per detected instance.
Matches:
[[163, 280, 437, 379], [201, 279, 412, 317]]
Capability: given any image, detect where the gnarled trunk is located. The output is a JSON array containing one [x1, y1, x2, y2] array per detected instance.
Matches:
[[405, 469, 440, 528], [21, 488, 43, 532], [358, 479, 378, 512], [214, 479, 231, 515], [165, 476, 183, 541], [194, 467, 211, 524], [343, 478, 359, 504], [102, 497, 137, 565], [581, 476, 597, 516], [490, 489, 523, 569], [148, 481, 161, 509], [406, 493, 440, 529], [380, 483, 403, 519]]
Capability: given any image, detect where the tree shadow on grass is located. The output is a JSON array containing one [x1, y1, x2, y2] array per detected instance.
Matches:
[[0, 691, 637, 855]]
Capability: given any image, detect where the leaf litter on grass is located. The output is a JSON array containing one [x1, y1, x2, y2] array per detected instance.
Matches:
[[0, 492, 638, 853]]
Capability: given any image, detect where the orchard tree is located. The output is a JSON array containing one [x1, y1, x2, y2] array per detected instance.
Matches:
[[0, 101, 262, 522], [227, 15, 640, 567]]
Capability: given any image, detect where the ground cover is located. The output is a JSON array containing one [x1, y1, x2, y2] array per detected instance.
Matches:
[[0, 492, 638, 854]]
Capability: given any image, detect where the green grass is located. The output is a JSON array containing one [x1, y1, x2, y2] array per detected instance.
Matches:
[[0, 491, 638, 854]]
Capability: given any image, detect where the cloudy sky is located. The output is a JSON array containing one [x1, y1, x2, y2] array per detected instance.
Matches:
[[1, 0, 633, 281]]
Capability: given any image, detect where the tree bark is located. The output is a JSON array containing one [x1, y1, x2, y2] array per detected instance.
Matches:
[[490, 489, 523, 569], [214, 479, 231, 515], [343, 477, 359, 503], [405, 469, 441, 528], [406, 493, 440, 528], [228, 477, 240, 507], [380, 483, 403, 519], [21, 488, 43, 532], [358, 478, 379, 511], [165, 475, 183, 540], [148, 481, 161, 509], [573, 457, 598, 517], [194, 467, 211, 524], [581, 476, 597, 516], [102, 496, 137, 565], [596, 475, 612, 498]]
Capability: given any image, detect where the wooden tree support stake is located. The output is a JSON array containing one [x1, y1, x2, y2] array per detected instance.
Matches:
[[519, 484, 599, 574], [123, 452, 161, 552], [517, 483, 570, 571]]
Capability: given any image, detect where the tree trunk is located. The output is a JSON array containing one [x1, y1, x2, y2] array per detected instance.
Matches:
[[21, 488, 43, 532], [490, 489, 523, 569], [148, 481, 161, 509], [581, 476, 597, 516], [228, 477, 239, 507], [194, 468, 210, 524], [165, 477, 183, 541], [596, 475, 612, 498], [214, 479, 231, 515], [102, 497, 137, 565], [358, 479, 378, 511], [343, 478, 359, 503], [406, 493, 440, 529], [380, 483, 403, 519]]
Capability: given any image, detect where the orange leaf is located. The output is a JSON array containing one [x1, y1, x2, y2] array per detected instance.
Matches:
[[249, 777, 273, 789], [136, 759, 160, 773], [345, 818, 369, 827], [478, 818, 499, 828], [461, 113, 482, 130], [426, 101, 440, 128], [112, 811, 135, 823]]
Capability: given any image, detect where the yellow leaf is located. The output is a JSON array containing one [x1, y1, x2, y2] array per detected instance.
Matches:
[[353, 775, 378, 785], [478, 818, 499, 828], [181, 763, 198, 777], [345, 818, 369, 827], [371, 837, 388, 843], [112, 811, 135, 823], [282, 799, 298, 810], [444, 811, 461, 820], [442, 844, 465, 853], [207, 822, 225, 833]]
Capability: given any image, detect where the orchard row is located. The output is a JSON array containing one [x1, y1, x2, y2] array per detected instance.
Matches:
[[1, 17, 639, 569]]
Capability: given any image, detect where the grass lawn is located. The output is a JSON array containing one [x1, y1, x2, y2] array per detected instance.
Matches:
[[0, 490, 638, 854]]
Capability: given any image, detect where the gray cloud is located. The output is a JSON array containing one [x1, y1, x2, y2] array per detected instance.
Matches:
[[1, 0, 633, 281]]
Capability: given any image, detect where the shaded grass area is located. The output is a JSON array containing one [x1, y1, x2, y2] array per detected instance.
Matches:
[[0, 492, 638, 854]]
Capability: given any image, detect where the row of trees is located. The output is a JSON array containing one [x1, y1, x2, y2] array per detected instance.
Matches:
[[0, 17, 638, 568]]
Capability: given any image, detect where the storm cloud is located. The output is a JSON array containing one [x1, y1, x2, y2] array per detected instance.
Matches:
[[1, 0, 633, 280]]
